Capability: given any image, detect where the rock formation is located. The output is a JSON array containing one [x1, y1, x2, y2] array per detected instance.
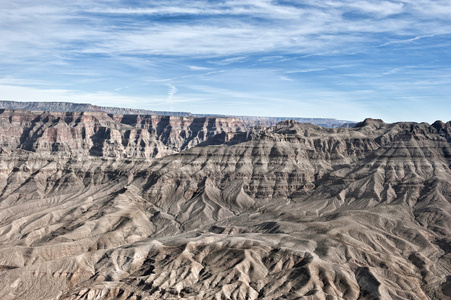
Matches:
[[0, 109, 245, 158], [0, 110, 449, 299]]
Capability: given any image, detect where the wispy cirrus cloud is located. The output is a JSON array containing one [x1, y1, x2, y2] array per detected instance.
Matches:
[[379, 33, 450, 47], [2, 0, 451, 61], [166, 83, 177, 99], [278, 75, 293, 82], [188, 66, 211, 71]]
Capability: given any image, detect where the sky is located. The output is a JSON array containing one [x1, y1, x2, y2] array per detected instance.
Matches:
[[1, 0, 450, 123]]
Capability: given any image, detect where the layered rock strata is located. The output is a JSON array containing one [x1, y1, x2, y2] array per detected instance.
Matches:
[[0, 110, 449, 299], [0, 109, 245, 158]]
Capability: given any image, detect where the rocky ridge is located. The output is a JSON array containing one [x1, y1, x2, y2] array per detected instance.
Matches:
[[0, 109, 450, 299]]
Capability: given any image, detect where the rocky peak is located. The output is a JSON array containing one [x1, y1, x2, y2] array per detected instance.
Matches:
[[354, 118, 386, 128]]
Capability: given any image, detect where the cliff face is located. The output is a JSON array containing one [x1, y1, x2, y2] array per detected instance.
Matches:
[[0, 109, 245, 158], [0, 111, 450, 300]]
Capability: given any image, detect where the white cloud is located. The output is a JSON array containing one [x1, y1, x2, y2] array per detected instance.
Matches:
[[84, 1, 311, 20], [210, 57, 249, 65], [337, 1, 405, 18], [285, 68, 327, 74], [379, 33, 449, 47], [188, 66, 211, 71], [166, 84, 177, 99], [278, 75, 293, 82]]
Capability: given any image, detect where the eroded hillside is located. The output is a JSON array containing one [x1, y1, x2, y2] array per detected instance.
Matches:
[[0, 110, 449, 299]]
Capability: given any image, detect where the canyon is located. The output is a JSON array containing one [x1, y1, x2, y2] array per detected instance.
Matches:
[[0, 108, 450, 299]]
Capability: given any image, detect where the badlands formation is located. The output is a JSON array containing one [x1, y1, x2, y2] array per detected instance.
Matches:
[[0, 109, 450, 299]]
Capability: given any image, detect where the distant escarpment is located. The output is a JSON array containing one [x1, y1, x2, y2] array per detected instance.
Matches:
[[0, 112, 450, 300], [0, 100, 192, 117], [0, 100, 353, 128]]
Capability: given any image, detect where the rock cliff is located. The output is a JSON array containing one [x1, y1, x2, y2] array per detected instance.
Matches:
[[0, 109, 245, 158], [0, 110, 450, 299]]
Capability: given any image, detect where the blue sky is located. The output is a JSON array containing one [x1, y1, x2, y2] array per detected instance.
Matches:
[[1, 0, 450, 123]]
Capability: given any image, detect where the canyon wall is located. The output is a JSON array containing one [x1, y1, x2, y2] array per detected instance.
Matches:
[[0, 109, 245, 158]]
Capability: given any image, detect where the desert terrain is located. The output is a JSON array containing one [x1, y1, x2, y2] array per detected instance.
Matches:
[[0, 108, 449, 299]]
